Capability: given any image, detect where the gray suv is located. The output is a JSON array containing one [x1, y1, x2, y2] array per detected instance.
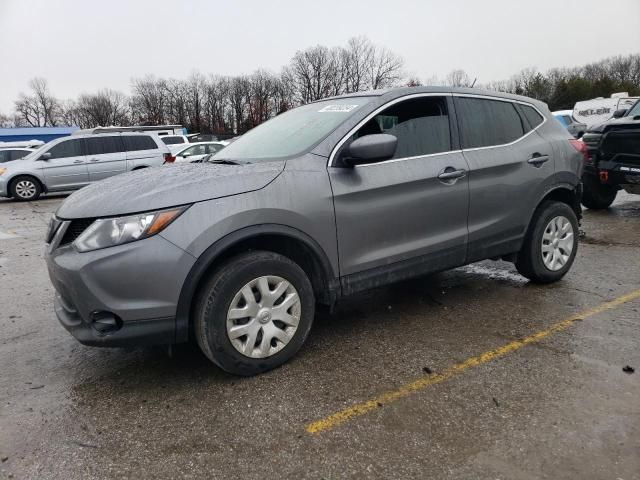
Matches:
[[45, 87, 585, 375], [0, 133, 171, 201]]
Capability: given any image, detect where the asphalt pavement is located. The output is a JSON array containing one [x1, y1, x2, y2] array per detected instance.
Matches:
[[0, 192, 639, 479]]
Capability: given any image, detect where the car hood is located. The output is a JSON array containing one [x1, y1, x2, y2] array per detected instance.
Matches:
[[587, 115, 640, 133], [56, 161, 285, 219]]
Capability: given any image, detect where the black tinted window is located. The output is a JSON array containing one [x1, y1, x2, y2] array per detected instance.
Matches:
[[0, 151, 9, 163], [354, 97, 451, 158], [456, 98, 525, 149], [162, 136, 185, 145], [85, 136, 124, 155], [122, 136, 157, 151], [10, 150, 30, 161], [47, 139, 84, 159]]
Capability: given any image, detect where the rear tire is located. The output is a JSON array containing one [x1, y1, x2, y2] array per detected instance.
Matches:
[[516, 201, 579, 284], [194, 251, 315, 376], [581, 175, 617, 209], [10, 176, 42, 201]]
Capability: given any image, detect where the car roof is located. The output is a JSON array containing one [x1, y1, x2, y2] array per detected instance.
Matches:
[[61, 132, 157, 139], [319, 86, 547, 108], [0, 147, 33, 151]]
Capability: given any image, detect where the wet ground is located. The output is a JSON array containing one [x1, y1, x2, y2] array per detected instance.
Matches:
[[0, 192, 639, 479]]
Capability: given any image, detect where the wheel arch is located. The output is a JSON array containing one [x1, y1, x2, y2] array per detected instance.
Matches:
[[175, 224, 339, 343], [537, 184, 582, 220]]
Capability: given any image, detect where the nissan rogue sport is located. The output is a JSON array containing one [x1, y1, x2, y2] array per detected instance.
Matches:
[[45, 87, 586, 376]]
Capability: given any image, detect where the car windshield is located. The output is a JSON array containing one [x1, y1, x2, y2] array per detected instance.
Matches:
[[626, 100, 640, 117], [18, 142, 53, 161], [215, 97, 373, 161]]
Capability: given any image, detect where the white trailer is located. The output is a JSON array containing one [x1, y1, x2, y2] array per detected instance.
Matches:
[[573, 93, 638, 127]]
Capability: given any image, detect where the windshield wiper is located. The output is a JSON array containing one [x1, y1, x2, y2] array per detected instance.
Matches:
[[207, 158, 249, 166]]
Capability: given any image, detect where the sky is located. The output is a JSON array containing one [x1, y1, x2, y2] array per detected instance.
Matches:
[[1, 0, 639, 114]]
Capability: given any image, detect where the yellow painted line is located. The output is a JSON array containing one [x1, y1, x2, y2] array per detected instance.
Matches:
[[306, 288, 640, 434]]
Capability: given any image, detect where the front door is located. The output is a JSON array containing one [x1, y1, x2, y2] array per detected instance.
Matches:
[[40, 138, 89, 190], [328, 95, 470, 291], [85, 135, 127, 181]]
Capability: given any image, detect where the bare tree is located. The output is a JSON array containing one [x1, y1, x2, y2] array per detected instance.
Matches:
[[0, 112, 13, 128], [75, 89, 130, 127], [14, 78, 61, 127], [368, 46, 404, 89], [445, 69, 473, 87], [131, 76, 167, 125]]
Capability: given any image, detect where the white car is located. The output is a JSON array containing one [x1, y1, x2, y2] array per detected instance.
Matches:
[[172, 142, 226, 163], [159, 135, 190, 153], [0, 148, 38, 164]]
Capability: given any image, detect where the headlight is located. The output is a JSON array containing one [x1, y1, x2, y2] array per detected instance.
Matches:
[[0, 168, 6, 176], [73, 206, 188, 252]]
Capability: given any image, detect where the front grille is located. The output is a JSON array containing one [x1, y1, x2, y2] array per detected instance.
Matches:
[[59, 218, 96, 246]]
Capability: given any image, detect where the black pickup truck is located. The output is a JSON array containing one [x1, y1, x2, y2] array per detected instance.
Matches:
[[581, 99, 640, 209]]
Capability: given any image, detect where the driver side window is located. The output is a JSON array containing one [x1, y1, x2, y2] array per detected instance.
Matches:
[[47, 139, 83, 159], [353, 97, 452, 159]]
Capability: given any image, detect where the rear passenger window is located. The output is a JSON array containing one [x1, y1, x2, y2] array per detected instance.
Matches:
[[123, 136, 157, 151], [162, 137, 185, 145], [353, 96, 451, 158], [47, 139, 84, 159], [85, 136, 124, 155], [456, 98, 525, 149]]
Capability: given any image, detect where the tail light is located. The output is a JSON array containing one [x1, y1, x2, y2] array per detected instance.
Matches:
[[163, 153, 176, 164], [569, 138, 588, 164]]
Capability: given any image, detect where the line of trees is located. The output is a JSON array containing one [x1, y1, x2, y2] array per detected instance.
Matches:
[[1, 37, 404, 134], [2, 41, 639, 134]]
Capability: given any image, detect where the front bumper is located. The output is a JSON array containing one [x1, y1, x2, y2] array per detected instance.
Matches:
[[0, 176, 9, 197], [45, 227, 196, 347]]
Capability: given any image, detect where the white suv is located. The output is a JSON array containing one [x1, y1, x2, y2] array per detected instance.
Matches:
[[0, 133, 171, 201]]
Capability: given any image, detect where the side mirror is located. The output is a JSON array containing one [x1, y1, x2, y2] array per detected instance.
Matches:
[[612, 109, 627, 119], [38, 152, 52, 161], [342, 134, 397, 167], [182, 152, 191, 157]]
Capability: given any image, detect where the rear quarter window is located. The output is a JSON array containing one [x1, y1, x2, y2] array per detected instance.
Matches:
[[456, 97, 526, 149], [123, 136, 158, 151]]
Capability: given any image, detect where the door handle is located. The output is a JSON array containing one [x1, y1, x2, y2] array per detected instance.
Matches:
[[438, 167, 467, 181], [527, 154, 549, 167], [90, 158, 100, 162], [73, 160, 84, 164]]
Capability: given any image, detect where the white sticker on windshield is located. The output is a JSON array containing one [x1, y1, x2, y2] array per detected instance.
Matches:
[[318, 104, 359, 113]]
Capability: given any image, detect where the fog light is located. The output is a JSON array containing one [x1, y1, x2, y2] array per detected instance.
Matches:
[[90, 311, 123, 335]]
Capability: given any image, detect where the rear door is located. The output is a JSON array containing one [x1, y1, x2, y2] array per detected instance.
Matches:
[[41, 138, 89, 190], [123, 135, 163, 168], [85, 135, 127, 181], [454, 95, 553, 261], [329, 94, 470, 286]]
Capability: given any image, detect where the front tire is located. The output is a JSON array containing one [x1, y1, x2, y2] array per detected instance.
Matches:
[[581, 174, 617, 209], [10, 176, 42, 201], [194, 251, 315, 376], [516, 201, 579, 283]]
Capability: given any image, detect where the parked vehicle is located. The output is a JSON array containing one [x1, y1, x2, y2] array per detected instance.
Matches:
[[172, 142, 226, 163], [160, 135, 190, 152], [73, 125, 186, 136], [45, 87, 584, 375], [0, 148, 37, 163], [187, 133, 218, 143], [552, 110, 587, 138], [573, 93, 639, 128], [0, 133, 171, 201], [580, 98, 640, 209]]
